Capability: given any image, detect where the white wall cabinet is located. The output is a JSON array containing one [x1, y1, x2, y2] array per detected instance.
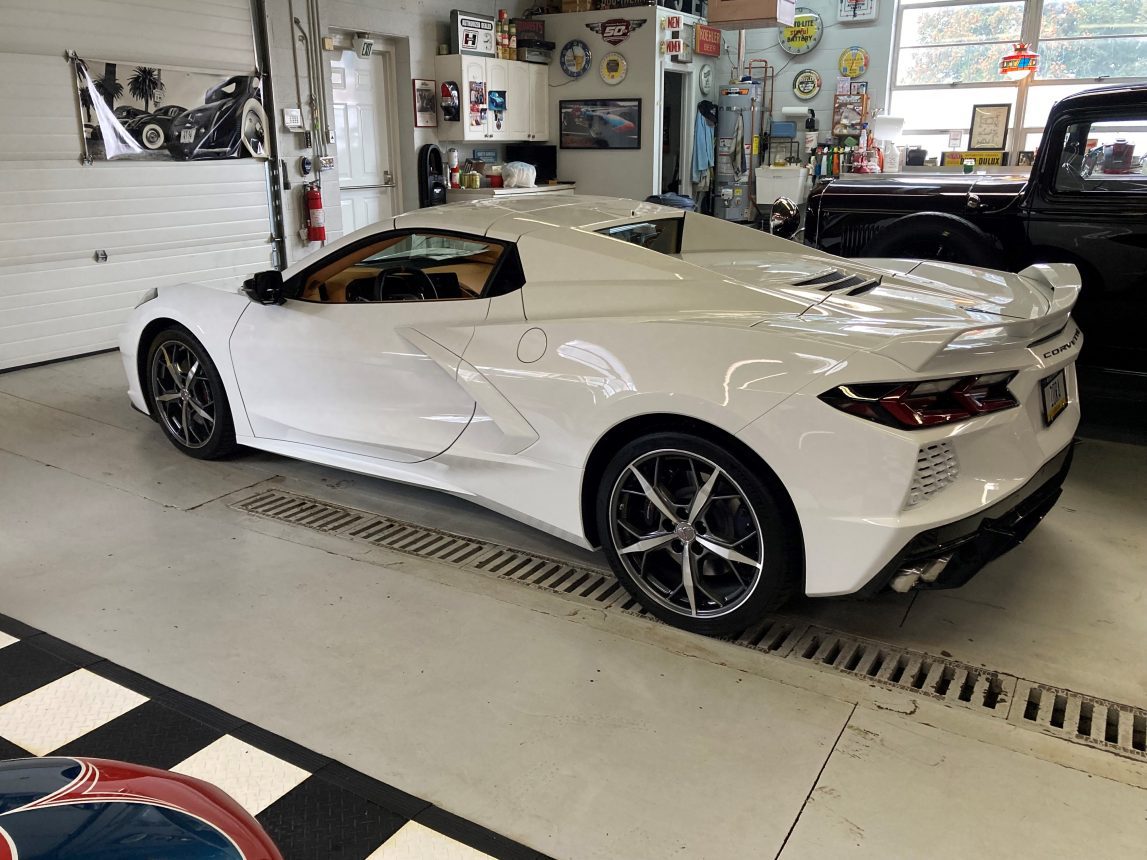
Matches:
[[434, 55, 548, 142]]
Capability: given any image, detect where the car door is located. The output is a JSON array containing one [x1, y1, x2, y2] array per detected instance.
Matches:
[[1025, 104, 1147, 375], [229, 228, 513, 463]]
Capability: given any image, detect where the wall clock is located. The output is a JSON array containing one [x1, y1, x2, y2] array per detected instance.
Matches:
[[793, 68, 821, 100], [559, 39, 592, 78], [779, 7, 823, 55], [837, 0, 878, 23], [838, 46, 870, 77], [698, 63, 714, 95], [600, 52, 628, 85]]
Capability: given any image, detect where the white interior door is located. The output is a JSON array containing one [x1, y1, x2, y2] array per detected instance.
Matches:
[[332, 46, 397, 234]]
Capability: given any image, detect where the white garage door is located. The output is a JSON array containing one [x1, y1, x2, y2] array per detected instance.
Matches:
[[0, 0, 271, 370]]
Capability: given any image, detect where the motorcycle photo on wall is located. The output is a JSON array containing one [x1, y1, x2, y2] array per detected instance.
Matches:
[[74, 57, 267, 162]]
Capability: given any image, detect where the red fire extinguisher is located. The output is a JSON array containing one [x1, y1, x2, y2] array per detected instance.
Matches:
[[305, 183, 325, 243]]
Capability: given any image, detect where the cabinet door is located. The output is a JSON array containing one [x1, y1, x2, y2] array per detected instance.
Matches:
[[464, 57, 490, 140], [485, 59, 511, 140], [528, 63, 549, 141], [501, 61, 531, 140]]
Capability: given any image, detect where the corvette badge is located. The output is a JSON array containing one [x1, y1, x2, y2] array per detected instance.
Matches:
[[586, 18, 646, 46]]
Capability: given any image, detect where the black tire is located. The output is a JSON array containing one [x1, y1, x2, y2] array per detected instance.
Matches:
[[863, 212, 1002, 268], [596, 432, 800, 635], [145, 327, 237, 460]]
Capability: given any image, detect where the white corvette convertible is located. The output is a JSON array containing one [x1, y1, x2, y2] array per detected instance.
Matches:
[[121, 196, 1082, 633]]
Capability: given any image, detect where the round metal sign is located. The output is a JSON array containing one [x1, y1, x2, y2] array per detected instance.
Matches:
[[838, 45, 870, 78], [793, 69, 822, 100]]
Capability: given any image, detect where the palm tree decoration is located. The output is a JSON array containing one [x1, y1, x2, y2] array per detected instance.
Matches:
[[127, 67, 165, 112], [97, 64, 123, 111]]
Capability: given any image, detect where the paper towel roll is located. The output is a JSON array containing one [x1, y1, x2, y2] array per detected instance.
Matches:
[[780, 106, 810, 117]]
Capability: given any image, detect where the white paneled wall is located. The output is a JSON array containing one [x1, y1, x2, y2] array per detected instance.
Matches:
[[0, 0, 271, 370]]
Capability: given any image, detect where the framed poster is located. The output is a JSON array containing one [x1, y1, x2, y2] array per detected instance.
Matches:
[[559, 98, 641, 149], [968, 103, 1011, 151], [413, 79, 437, 128]]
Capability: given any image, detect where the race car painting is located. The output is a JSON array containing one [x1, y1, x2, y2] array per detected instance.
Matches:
[[167, 75, 266, 161], [0, 757, 281, 859], [121, 196, 1082, 635], [560, 99, 641, 149]]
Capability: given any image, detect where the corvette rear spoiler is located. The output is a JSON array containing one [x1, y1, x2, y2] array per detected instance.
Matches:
[[875, 263, 1082, 372]]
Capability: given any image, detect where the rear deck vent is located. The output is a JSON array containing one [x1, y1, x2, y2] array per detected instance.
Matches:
[[1010, 681, 1147, 759], [792, 627, 1015, 717], [792, 270, 881, 294]]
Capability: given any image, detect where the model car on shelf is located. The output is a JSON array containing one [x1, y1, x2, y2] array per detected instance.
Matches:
[[0, 756, 282, 859], [167, 75, 266, 160], [121, 196, 1081, 634], [798, 83, 1147, 381]]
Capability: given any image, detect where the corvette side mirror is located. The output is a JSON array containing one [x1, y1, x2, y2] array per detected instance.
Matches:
[[243, 269, 285, 305], [769, 197, 800, 240]]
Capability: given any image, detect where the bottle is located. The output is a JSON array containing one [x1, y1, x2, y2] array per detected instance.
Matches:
[[858, 123, 868, 152], [510, 23, 517, 60]]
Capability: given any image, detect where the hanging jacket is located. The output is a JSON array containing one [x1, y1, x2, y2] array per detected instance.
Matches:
[[692, 110, 714, 183]]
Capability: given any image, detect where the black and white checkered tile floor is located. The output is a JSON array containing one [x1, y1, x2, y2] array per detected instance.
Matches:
[[0, 613, 548, 860]]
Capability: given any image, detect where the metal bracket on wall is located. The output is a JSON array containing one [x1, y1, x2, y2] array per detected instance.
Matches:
[[65, 50, 94, 166]]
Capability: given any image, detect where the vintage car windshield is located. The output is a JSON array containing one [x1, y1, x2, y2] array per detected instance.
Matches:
[[596, 219, 683, 254]]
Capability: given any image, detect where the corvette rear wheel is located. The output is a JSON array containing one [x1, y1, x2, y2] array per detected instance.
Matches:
[[146, 328, 237, 459], [597, 433, 799, 635]]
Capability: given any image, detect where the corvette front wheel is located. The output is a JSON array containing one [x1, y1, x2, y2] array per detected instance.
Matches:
[[597, 433, 800, 635], [146, 328, 237, 460]]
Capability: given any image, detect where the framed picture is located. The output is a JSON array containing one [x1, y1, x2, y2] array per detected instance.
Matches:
[[968, 103, 1010, 151], [413, 79, 437, 128], [1017, 149, 1036, 166], [559, 98, 641, 150]]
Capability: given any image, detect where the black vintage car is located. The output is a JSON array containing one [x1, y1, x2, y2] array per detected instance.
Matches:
[[167, 75, 266, 161], [802, 84, 1147, 386]]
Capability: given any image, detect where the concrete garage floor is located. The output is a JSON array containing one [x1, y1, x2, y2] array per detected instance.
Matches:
[[2, 352, 1147, 859]]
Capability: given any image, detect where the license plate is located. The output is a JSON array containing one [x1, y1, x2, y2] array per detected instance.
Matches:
[[180, 128, 195, 143], [1041, 369, 1068, 425]]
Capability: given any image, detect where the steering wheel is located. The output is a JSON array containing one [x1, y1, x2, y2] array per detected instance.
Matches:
[[377, 266, 438, 301]]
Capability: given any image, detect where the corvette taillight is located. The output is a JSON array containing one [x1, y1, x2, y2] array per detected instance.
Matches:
[[820, 372, 1019, 429]]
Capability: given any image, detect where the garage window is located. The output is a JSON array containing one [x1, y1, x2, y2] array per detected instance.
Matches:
[[890, 0, 1147, 162]]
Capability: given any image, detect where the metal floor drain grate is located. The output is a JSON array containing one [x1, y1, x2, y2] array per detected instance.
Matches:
[[792, 627, 1015, 716], [235, 490, 629, 611], [1011, 680, 1147, 759], [234, 488, 1147, 761]]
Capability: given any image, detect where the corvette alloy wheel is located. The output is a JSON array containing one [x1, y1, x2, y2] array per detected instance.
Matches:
[[146, 330, 236, 459], [608, 449, 766, 622], [150, 340, 217, 449]]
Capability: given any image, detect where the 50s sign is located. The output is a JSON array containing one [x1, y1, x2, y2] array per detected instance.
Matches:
[[586, 18, 647, 46]]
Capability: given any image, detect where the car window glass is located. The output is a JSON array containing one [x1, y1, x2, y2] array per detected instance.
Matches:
[[298, 232, 504, 303], [1054, 115, 1147, 194], [597, 220, 682, 255]]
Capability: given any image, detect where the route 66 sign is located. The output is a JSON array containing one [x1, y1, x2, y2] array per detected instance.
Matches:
[[586, 18, 646, 46]]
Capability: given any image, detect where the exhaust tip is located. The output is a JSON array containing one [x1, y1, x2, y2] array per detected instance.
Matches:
[[890, 555, 953, 592]]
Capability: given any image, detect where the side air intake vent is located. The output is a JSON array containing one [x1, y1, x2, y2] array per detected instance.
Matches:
[[792, 270, 881, 296]]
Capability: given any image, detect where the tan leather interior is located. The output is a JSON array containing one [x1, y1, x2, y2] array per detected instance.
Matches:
[[299, 235, 503, 304]]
